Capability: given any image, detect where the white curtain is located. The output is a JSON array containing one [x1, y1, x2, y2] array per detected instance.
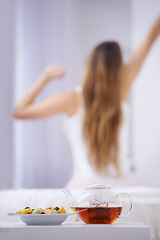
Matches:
[[13, 0, 78, 188], [0, 0, 16, 189]]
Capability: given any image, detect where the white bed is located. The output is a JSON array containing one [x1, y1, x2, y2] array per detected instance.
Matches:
[[0, 187, 160, 240]]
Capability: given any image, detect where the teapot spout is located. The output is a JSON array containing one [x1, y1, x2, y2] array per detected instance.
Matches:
[[63, 189, 75, 208]]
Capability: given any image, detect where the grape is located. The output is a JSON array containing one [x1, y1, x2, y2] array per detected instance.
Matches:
[[54, 207, 59, 211]]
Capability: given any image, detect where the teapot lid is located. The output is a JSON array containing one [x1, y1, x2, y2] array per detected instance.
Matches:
[[86, 183, 111, 191]]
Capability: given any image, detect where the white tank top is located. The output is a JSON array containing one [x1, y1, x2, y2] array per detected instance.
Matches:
[[63, 87, 130, 178]]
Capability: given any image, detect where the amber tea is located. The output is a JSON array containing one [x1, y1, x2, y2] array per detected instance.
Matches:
[[75, 207, 122, 224]]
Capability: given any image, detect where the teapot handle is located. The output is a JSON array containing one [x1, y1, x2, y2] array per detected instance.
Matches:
[[117, 193, 133, 218], [63, 189, 75, 208]]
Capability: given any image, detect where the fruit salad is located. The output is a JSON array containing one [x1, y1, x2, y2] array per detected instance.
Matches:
[[16, 206, 66, 214]]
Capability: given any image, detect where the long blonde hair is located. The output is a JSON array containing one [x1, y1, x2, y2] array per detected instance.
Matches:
[[83, 42, 123, 175]]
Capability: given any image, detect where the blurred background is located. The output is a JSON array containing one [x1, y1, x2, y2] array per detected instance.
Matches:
[[0, 0, 160, 189]]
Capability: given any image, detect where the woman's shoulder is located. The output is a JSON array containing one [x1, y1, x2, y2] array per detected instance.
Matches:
[[66, 86, 82, 117]]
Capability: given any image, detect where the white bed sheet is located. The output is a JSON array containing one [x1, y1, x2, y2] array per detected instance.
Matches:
[[0, 187, 160, 240]]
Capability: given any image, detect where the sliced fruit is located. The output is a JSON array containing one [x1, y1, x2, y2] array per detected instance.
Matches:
[[32, 208, 44, 214], [44, 208, 52, 214], [71, 207, 76, 212], [58, 207, 66, 214], [16, 210, 23, 214], [21, 208, 32, 214], [52, 210, 58, 214]]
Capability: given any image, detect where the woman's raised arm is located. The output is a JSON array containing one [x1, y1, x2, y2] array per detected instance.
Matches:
[[13, 65, 79, 119], [126, 15, 160, 89]]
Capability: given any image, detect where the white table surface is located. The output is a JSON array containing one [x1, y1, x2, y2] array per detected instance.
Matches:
[[0, 221, 150, 240]]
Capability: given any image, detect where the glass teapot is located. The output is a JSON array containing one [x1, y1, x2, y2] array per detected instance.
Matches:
[[63, 183, 133, 224]]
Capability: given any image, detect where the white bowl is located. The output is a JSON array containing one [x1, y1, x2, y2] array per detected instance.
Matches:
[[9, 213, 71, 225]]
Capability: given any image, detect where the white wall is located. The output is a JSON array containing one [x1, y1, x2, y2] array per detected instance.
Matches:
[[131, 0, 160, 186], [69, 0, 131, 85]]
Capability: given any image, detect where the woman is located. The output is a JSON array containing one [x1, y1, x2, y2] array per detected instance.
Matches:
[[14, 16, 160, 188]]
